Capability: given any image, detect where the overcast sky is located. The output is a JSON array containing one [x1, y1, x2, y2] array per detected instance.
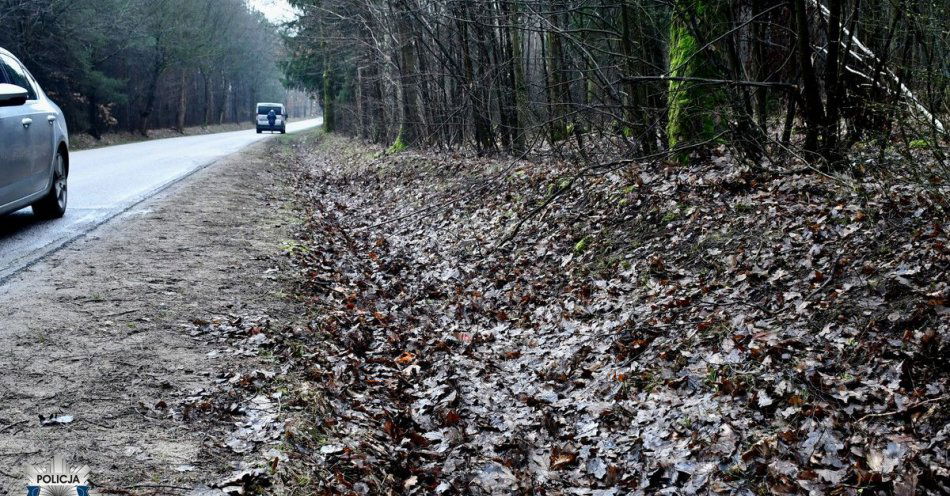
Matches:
[[248, 0, 297, 23]]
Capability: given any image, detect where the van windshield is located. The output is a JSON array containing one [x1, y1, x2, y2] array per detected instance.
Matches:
[[257, 106, 283, 115]]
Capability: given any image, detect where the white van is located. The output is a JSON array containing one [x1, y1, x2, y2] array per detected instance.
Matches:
[[256, 102, 286, 134]]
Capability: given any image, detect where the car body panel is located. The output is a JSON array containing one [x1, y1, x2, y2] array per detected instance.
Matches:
[[0, 47, 69, 216], [0, 98, 33, 206]]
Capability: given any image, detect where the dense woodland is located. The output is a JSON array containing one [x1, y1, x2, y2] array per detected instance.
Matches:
[[0, 0, 305, 138], [283, 0, 949, 173]]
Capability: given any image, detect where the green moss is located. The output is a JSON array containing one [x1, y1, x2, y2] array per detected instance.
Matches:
[[387, 132, 407, 154], [667, 0, 724, 161], [549, 123, 571, 143], [662, 202, 688, 223], [910, 139, 930, 149], [667, 19, 698, 150], [705, 366, 719, 387], [280, 240, 311, 255], [574, 236, 592, 253], [548, 177, 572, 196], [734, 202, 754, 214]]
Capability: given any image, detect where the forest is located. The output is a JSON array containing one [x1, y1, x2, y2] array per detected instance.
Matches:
[[268, 1, 949, 493], [283, 0, 949, 174], [0, 0, 297, 138]]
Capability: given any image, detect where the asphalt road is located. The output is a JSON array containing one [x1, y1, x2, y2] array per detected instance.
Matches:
[[0, 118, 321, 283]]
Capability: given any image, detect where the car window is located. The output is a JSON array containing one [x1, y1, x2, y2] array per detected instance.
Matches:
[[21, 63, 43, 98], [0, 54, 38, 100], [258, 106, 282, 115]]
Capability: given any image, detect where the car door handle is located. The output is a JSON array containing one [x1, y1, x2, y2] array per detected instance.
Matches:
[[48, 115, 57, 124], [22, 118, 32, 128]]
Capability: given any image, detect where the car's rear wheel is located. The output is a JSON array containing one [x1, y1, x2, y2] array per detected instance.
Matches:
[[32, 150, 68, 219]]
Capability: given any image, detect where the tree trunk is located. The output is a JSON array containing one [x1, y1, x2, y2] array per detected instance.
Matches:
[[667, 0, 718, 158], [793, 0, 824, 154], [489, 1, 512, 152], [470, 1, 498, 152], [203, 70, 214, 127], [87, 96, 101, 140], [391, 0, 419, 149], [356, 65, 365, 140], [457, 2, 492, 152], [219, 80, 229, 125], [823, 0, 843, 158], [545, 1, 569, 143], [176, 70, 187, 133], [139, 55, 165, 136], [322, 58, 335, 133], [751, 0, 768, 132], [502, 0, 526, 152], [620, 0, 651, 152]]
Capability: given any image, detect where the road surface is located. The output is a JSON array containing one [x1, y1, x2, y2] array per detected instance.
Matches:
[[0, 118, 321, 283]]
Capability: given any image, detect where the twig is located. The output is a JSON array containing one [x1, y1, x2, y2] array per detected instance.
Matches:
[[80, 418, 116, 429], [493, 176, 577, 251], [0, 449, 39, 457], [765, 252, 845, 316], [0, 419, 27, 434], [103, 309, 139, 318], [856, 395, 948, 423], [805, 253, 843, 301], [126, 484, 193, 490], [622, 75, 798, 90]]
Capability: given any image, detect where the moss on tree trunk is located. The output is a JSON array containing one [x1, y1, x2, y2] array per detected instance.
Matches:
[[322, 63, 335, 133], [667, 0, 721, 159]]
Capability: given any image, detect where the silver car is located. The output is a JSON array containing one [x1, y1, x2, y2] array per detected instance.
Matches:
[[0, 47, 69, 218]]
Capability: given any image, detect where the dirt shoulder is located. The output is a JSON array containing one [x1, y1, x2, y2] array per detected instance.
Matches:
[[0, 140, 301, 494]]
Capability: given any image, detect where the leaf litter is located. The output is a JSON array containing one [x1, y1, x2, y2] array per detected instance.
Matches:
[[270, 134, 948, 495], [152, 314, 292, 495]]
